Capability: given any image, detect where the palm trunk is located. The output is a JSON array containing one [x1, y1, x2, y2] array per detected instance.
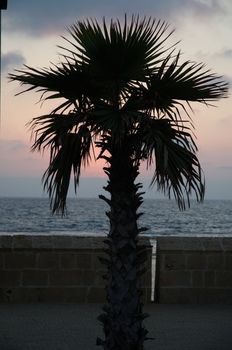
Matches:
[[97, 140, 149, 350]]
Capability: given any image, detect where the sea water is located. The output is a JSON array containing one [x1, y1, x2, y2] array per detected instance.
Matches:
[[0, 197, 231, 235]]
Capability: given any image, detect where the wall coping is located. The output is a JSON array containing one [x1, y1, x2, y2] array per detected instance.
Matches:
[[0, 232, 232, 251], [1, 232, 232, 237], [0, 232, 152, 250], [156, 235, 232, 251]]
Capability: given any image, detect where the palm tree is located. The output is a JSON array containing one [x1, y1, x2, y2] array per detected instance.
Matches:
[[10, 16, 227, 350]]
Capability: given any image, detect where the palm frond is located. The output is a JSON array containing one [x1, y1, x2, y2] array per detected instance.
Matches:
[[9, 61, 95, 113], [42, 126, 92, 214], [62, 16, 174, 83], [124, 52, 228, 119], [29, 113, 93, 214], [156, 53, 228, 100], [29, 113, 84, 152], [138, 118, 204, 209]]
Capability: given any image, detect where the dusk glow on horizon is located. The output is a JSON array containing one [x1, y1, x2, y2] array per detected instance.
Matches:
[[1, 0, 231, 199]]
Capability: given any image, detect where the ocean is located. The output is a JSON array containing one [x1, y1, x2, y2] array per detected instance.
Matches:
[[0, 197, 231, 235]]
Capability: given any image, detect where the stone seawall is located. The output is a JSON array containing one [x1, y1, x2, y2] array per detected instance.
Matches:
[[0, 233, 232, 303], [0, 233, 152, 303], [156, 235, 232, 303]]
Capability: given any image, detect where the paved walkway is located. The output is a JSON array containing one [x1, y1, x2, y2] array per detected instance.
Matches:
[[0, 303, 232, 349]]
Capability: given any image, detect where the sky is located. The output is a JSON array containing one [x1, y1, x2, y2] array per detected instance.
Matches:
[[0, 0, 232, 200]]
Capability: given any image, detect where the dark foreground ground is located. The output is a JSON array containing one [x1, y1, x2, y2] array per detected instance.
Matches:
[[0, 303, 231, 350]]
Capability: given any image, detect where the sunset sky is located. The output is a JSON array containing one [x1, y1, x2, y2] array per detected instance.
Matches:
[[0, 0, 231, 199]]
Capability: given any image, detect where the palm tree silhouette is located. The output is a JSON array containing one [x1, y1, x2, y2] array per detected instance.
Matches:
[[10, 16, 227, 350]]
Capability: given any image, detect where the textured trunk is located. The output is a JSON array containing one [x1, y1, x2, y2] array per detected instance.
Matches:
[[97, 141, 149, 350]]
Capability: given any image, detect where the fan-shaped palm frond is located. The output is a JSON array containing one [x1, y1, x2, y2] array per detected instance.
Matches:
[[42, 125, 92, 213], [28, 113, 94, 213], [29, 113, 82, 151], [124, 52, 228, 120], [137, 118, 204, 209], [9, 61, 98, 113], [62, 16, 174, 81]]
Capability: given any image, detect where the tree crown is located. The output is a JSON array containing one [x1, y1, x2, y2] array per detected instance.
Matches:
[[9, 16, 228, 213]]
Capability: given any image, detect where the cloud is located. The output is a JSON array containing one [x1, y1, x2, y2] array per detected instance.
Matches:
[[223, 75, 232, 90], [219, 114, 232, 126], [0, 139, 48, 178], [217, 166, 232, 171], [215, 48, 232, 60], [146, 0, 225, 19], [0, 176, 44, 197], [3, 0, 227, 37], [2, 51, 26, 73], [223, 49, 232, 58], [0, 139, 28, 153], [189, 0, 225, 17]]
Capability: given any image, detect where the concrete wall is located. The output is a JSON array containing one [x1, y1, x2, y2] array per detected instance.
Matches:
[[0, 234, 152, 303], [0, 233, 232, 303], [156, 235, 232, 303]]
